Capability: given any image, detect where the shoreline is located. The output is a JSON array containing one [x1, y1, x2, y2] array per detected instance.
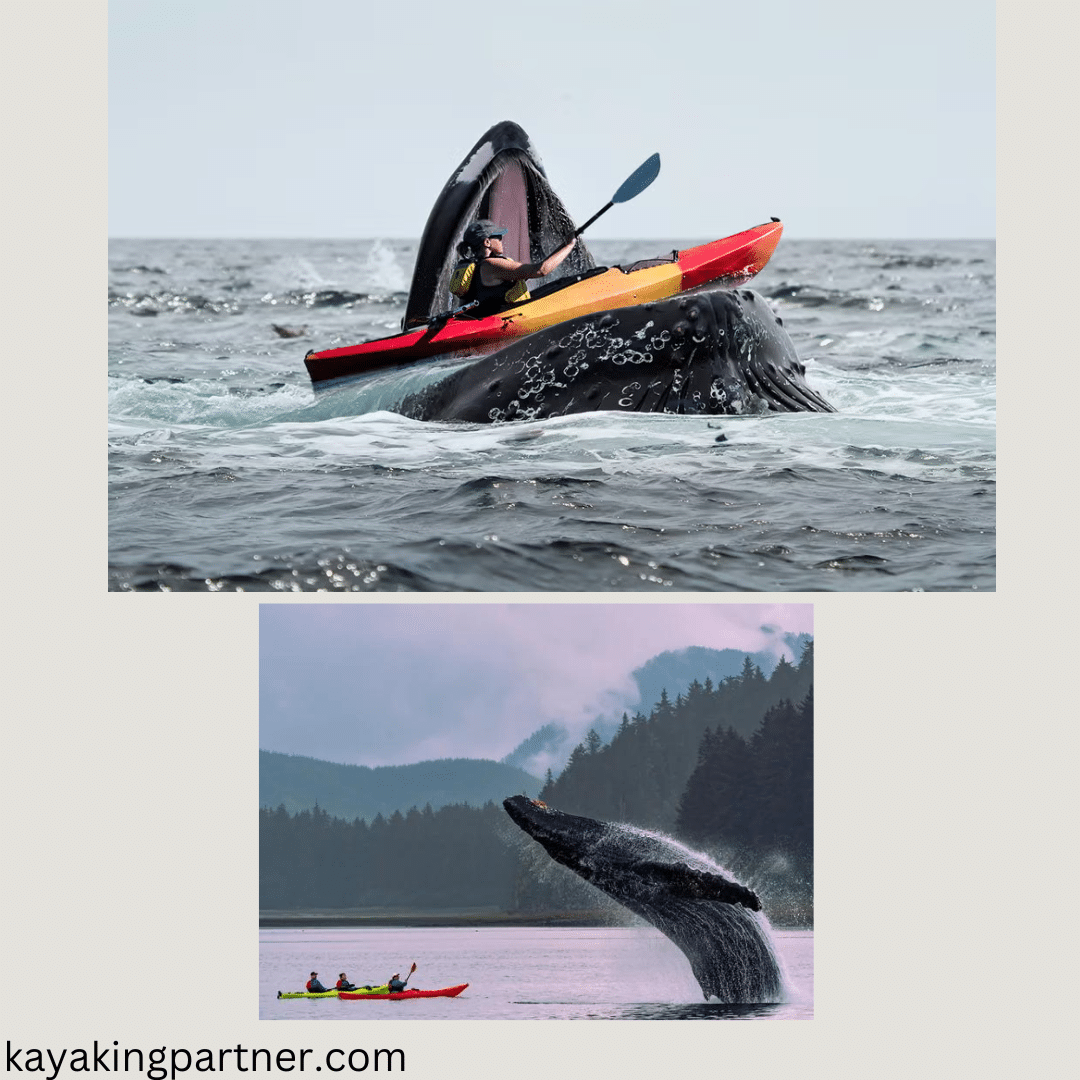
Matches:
[[260, 910, 615, 929], [259, 910, 813, 931]]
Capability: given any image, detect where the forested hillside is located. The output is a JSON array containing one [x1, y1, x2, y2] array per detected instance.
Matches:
[[259, 751, 541, 820], [536, 646, 813, 832], [631, 637, 811, 715], [260, 801, 517, 910]]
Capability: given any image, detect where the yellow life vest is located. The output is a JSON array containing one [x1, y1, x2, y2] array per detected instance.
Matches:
[[449, 261, 530, 305], [449, 262, 475, 298]]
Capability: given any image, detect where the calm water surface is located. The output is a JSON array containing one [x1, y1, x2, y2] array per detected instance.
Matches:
[[259, 925, 813, 1020]]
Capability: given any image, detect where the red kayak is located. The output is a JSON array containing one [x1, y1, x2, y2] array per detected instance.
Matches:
[[304, 221, 783, 386], [338, 983, 468, 1001]]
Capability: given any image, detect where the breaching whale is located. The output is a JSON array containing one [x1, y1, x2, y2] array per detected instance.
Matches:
[[399, 287, 834, 423], [503, 796, 784, 1003]]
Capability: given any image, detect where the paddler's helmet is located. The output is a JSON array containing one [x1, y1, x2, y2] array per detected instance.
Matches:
[[462, 219, 506, 255]]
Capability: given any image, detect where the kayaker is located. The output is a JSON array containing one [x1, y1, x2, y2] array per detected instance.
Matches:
[[336, 973, 358, 991], [306, 971, 328, 993], [387, 971, 411, 993], [450, 219, 577, 318]]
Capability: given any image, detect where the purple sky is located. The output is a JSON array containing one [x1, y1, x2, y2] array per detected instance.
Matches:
[[260, 603, 812, 767]]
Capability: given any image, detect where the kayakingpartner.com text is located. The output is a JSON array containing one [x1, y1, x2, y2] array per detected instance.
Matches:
[[6, 1043, 405, 1080]]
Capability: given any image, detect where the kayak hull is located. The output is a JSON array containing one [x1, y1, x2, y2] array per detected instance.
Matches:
[[304, 222, 782, 387], [277, 988, 346, 999], [339, 983, 469, 1000]]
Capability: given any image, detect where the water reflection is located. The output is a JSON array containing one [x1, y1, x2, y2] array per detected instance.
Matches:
[[620, 1002, 785, 1020], [514, 1001, 787, 1020]]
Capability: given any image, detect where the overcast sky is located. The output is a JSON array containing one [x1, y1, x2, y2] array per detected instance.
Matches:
[[109, 0, 993, 240], [259, 603, 813, 766]]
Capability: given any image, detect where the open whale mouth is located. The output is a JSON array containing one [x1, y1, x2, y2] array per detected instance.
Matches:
[[403, 121, 596, 330]]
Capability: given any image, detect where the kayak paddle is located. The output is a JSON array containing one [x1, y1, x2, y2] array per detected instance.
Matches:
[[572, 152, 661, 239], [424, 299, 477, 330]]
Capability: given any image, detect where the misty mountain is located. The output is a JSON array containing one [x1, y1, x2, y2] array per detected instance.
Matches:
[[502, 638, 812, 776], [500, 723, 565, 774], [632, 638, 812, 714], [259, 750, 541, 821]]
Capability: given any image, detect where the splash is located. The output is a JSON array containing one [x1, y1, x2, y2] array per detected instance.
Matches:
[[363, 241, 407, 294]]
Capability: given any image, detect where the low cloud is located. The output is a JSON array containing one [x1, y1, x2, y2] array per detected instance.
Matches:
[[260, 604, 812, 767]]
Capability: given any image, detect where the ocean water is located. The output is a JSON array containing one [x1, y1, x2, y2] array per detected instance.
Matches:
[[108, 237, 994, 591], [259, 925, 813, 1020]]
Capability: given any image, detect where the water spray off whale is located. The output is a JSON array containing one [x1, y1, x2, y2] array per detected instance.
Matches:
[[503, 797, 785, 1003]]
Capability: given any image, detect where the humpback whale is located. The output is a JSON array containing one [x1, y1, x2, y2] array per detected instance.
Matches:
[[399, 287, 834, 423], [504, 796, 784, 1003]]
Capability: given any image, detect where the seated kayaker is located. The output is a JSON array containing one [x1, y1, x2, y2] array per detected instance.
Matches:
[[305, 971, 328, 993], [336, 972, 357, 991], [450, 219, 577, 318], [387, 971, 411, 993]]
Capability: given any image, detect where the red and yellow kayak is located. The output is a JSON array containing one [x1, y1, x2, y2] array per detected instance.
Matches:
[[304, 221, 782, 386], [339, 983, 469, 1000]]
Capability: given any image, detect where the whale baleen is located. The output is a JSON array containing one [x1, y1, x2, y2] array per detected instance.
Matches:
[[503, 796, 785, 1003]]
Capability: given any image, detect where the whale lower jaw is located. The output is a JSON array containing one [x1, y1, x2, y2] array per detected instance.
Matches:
[[503, 796, 785, 1003]]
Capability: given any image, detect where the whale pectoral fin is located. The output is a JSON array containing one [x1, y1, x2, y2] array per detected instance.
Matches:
[[637, 861, 763, 910]]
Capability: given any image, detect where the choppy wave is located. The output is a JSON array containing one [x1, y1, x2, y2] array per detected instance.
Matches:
[[108, 237, 995, 591]]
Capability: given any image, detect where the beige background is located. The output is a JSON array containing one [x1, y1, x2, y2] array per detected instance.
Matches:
[[4, 0, 1071, 1074]]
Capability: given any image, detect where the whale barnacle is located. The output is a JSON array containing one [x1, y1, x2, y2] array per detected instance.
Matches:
[[396, 287, 835, 421]]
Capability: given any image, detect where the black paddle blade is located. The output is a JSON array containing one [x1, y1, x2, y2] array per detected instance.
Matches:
[[612, 153, 660, 204]]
